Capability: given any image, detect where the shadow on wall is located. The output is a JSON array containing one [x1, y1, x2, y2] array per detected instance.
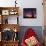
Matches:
[[18, 26, 43, 44]]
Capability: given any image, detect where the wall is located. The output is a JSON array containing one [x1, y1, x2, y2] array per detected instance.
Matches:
[[18, 0, 44, 26], [0, 0, 15, 7], [0, 0, 44, 26]]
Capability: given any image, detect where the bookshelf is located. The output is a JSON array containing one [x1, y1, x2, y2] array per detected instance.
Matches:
[[0, 7, 19, 46]]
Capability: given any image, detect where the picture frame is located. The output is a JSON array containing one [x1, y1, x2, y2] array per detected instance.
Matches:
[[23, 8, 36, 18], [2, 10, 9, 15]]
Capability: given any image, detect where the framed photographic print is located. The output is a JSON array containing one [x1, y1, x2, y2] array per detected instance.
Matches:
[[2, 10, 9, 15], [23, 8, 36, 18]]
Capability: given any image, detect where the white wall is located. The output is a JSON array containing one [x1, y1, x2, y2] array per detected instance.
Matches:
[[0, 0, 44, 26], [0, 0, 15, 7], [18, 0, 44, 26]]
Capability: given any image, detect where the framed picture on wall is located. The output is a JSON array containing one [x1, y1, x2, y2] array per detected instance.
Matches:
[[23, 8, 37, 18], [2, 10, 9, 15]]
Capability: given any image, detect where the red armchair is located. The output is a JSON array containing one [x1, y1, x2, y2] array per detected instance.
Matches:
[[21, 28, 41, 46]]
